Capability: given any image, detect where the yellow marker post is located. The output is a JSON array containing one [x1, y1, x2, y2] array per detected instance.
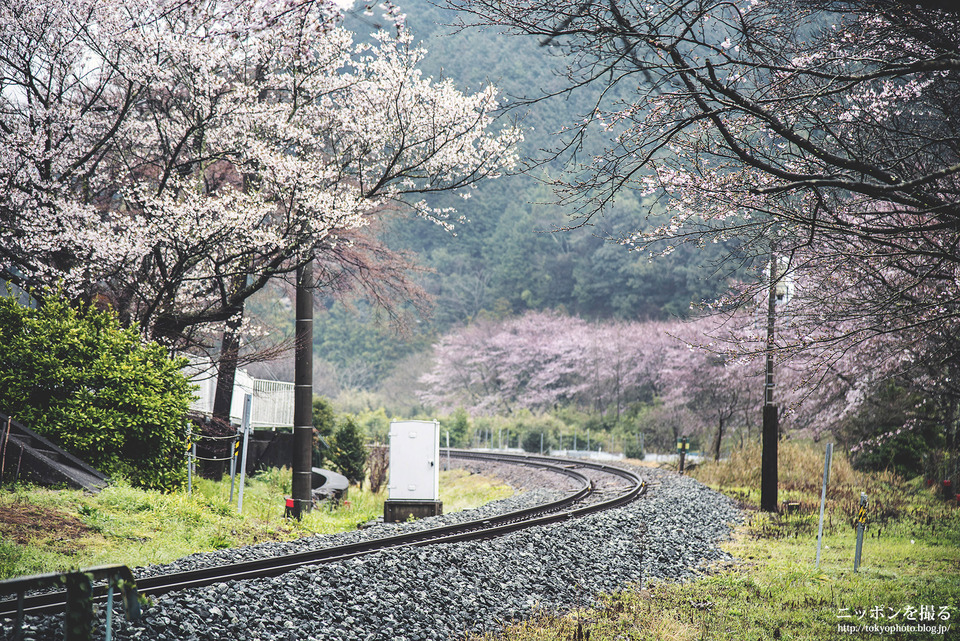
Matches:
[[854, 492, 868, 572]]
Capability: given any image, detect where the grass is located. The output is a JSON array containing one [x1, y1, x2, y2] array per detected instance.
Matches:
[[0, 466, 513, 579], [442, 468, 515, 513], [472, 442, 960, 640]]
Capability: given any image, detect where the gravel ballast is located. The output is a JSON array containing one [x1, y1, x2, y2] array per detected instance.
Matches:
[[7, 464, 742, 641]]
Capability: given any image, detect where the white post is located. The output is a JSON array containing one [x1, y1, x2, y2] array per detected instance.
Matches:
[[237, 393, 253, 513], [815, 443, 833, 569], [105, 582, 114, 640], [187, 426, 193, 495], [229, 433, 238, 503]]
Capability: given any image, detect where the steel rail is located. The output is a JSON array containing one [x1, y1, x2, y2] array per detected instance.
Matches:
[[0, 451, 644, 619]]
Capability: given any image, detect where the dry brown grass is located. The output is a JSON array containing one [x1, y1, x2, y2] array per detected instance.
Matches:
[[694, 440, 865, 491], [693, 441, 923, 538]]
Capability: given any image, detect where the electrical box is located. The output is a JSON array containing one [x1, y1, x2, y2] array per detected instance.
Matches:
[[387, 419, 439, 502]]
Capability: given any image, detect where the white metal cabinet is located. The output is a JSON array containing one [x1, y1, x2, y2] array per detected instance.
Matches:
[[387, 420, 439, 501]]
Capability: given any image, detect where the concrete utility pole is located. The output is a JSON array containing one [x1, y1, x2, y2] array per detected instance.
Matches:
[[761, 255, 779, 512], [291, 260, 314, 518]]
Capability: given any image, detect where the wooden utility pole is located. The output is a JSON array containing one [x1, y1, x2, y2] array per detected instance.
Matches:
[[761, 255, 779, 512], [291, 260, 314, 518]]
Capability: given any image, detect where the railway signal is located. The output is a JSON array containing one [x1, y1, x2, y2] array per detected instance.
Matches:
[[677, 437, 689, 474]]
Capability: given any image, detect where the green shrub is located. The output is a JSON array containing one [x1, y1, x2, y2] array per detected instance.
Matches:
[[328, 416, 368, 486], [312, 396, 336, 466], [354, 407, 391, 442], [623, 440, 645, 460], [0, 294, 193, 490], [440, 408, 470, 447], [853, 429, 941, 479], [521, 430, 553, 453], [842, 381, 944, 478]]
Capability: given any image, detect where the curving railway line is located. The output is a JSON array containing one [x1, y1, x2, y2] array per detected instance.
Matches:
[[0, 450, 646, 623]]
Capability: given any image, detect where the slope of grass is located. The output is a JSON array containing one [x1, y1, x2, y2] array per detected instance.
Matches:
[[473, 442, 960, 640], [0, 466, 513, 579]]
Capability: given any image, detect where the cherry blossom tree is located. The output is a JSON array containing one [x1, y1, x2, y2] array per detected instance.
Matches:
[[419, 313, 587, 414], [0, 0, 521, 349], [649, 315, 760, 457], [443, 0, 958, 341], [420, 306, 947, 460], [420, 311, 719, 422], [448, 0, 960, 470]]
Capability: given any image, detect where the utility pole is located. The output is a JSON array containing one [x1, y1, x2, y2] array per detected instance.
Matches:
[[761, 255, 779, 512], [291, 260, 314, 518]]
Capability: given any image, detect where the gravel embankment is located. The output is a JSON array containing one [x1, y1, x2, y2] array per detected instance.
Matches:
[[7, 464, 742, 641]]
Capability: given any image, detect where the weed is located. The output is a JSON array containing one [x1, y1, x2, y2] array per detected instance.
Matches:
[[209, 529, 235, 550]]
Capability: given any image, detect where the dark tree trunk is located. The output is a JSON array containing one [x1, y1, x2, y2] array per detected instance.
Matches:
[[212, 288, 245, 425], [714, 415, 724, 462]]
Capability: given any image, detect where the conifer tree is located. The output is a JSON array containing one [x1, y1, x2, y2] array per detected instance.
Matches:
[[329, 417, 368, 487]]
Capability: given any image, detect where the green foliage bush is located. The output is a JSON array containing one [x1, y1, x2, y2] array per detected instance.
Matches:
[[0, 294, 194, 490], [312, 397, 336, 440], [354, 407, 391, 443], [843, 381, 944, 478], [854, 429, 942, 479], [312, 396, 336, 466], [440, 408, 470, 447], [623, 440, 645, 460], [521, 430, 553, 453], [329, 416, 368, 485]]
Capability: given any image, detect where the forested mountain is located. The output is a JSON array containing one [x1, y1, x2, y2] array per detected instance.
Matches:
[[247, 1, 736, 393], [370, 0, 736, 324]]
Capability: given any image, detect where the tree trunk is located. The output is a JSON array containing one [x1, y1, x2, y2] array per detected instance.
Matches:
[[205, 298, 245, 482], [714, 415, 724, 462], [212, 305, 244, 425]]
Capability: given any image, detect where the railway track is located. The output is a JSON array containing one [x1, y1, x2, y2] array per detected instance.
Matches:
[[0, 450, 645, 621]]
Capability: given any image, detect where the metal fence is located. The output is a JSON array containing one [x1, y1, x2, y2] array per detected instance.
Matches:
[[251, 379, 294, 429], [182, 355, 294, 428]]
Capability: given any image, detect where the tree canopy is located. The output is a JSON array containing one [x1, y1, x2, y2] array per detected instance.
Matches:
[[0, 0, 520, 348]]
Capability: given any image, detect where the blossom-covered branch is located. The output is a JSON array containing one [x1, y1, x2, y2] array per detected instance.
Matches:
[[0, 0, 521, 345]]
